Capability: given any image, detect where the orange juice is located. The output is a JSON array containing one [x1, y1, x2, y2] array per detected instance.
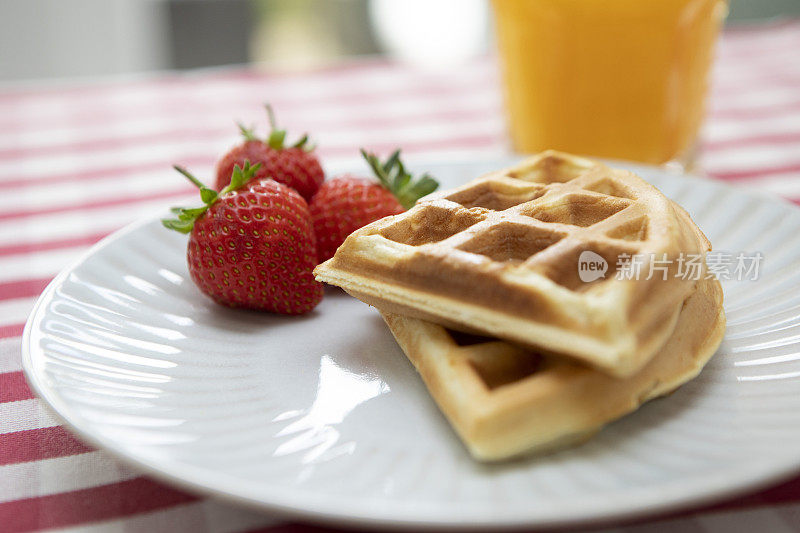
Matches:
[[492, 0, 727, 164]]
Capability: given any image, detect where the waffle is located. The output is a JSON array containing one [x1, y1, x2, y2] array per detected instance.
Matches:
[[382, 278, 725, 461], [315, 151, 710, 377]]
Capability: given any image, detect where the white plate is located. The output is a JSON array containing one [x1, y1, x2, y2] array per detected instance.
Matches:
[[22, 158, 800, 529]]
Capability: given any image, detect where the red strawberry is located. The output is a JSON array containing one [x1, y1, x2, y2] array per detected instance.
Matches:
[[215, 105, 324, 201], [310, 149, 439, 262], [163, 161, 323, 314]]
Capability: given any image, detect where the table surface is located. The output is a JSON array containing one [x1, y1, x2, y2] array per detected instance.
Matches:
[[2, 19, 800, 533]]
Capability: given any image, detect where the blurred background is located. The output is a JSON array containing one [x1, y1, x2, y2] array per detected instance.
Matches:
[[1, 0, 799, 83]]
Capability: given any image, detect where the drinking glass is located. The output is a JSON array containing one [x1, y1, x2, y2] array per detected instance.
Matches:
[[492, 0, 728, 166]]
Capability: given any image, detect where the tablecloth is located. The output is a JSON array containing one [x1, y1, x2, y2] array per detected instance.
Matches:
[[2, 19, 800, 533]]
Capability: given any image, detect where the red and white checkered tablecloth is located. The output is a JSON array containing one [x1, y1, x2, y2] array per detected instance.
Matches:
[[2, 19, 800, 533]]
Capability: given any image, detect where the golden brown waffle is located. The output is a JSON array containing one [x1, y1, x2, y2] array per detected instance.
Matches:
[[315, 151, 710, 377], [382, 278, 725, 461]]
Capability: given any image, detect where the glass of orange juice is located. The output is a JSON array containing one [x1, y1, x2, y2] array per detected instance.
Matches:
[[492, 0, 728, 166]]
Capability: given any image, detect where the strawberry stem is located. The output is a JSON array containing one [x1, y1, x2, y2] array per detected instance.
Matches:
[[265, 103, 286, 149], [360, 149, 439, 210], [268, 129, 286, 150], [173, 165, 207, 189], [266, 103, 278, 131]]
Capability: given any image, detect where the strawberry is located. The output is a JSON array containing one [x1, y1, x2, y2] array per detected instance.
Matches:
[[215, 105, 324, 201], [310, 149, 438, 262], [163, 161, 323, 314]]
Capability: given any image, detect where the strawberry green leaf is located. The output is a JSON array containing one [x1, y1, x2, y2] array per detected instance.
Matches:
[[361, 149, 390, 188], [291, 134, 309, 149], [176, 206, 206, 221], [383, 150, 401, 174], [221, 160, 261, 195], [360, 148, 439, 210], [237, 122, 259, 141], [161, 218, 195, 234], [392, 159, 411, 192], [399, 173, 439, 205], [200, 187, 218, 204], [163, 161, 262, 234]]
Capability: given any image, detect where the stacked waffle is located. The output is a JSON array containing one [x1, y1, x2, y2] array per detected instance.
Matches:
[[315, 151, 725, 461]]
